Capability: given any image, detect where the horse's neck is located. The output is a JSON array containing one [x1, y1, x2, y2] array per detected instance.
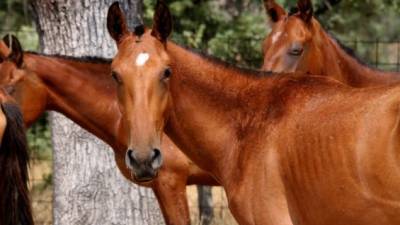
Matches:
[[165, 43, 273, 182], [323, 34, 400, 87], [24, 53, 124, 149]]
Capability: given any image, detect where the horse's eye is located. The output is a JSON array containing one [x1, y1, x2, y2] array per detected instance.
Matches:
[[112, 71, 122, 84], [162, 68, 172, 80]]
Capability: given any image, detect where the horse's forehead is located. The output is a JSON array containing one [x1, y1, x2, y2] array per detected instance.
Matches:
[[130, 45, 168, 69], [114, 33, 169, 72], [287, 17, 310, 35], [116, 43, 151, 66], [126, 37, 164, 57]]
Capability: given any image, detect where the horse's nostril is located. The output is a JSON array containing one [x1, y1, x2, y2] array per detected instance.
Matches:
[[150, 148, 162, 169], [151, 149, 161, 160], [126, 149, 139, 168], [127, 149, 135, 161]]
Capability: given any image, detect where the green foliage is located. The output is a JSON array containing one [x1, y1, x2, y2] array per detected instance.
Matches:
[[143, 0, 400, 68], [0, 26, 39, 51], [0, 0, 38, 50], [207, 10, 267, 68], [273, 0, 400, 41], [315, 0, 400, 41], [0, 0, 32, 31], [144, 0, 269, 68], [32, 173, 53, 192], [27, 115, 52, 161]]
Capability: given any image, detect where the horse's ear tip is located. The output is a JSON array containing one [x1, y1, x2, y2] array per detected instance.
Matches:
[[2, 34, 11, 42], [111, 1, 120, 8], [156, 0, 168, 9], [109, 1, 121, 13], [297, 0, 313, 22], [2, 34, 21, 49]]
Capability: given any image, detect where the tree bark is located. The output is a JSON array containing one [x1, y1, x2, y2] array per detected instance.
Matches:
[[30, 0, 164, 224]]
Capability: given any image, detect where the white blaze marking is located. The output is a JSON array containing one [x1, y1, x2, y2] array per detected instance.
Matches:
[[136, 52, 150, 66], [272, 31, 282, 44]]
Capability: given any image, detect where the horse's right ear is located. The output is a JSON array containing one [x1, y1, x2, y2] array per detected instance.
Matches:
[[264, 0, 286, 23], [297, 0, 313, 23], [151, 0, 172, 43], [2, 35, 23, 68], [107, 2, 129, 44]]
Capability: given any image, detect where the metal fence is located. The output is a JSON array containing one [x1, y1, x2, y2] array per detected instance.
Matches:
[[343, 40, 400, 72], [3, 29, 400, 225]]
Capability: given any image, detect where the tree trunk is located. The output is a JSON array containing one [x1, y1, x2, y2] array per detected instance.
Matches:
[[30, 1, 164, 224]]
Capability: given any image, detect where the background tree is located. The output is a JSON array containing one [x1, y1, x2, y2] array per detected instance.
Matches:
[[30, 0, 164, 224]]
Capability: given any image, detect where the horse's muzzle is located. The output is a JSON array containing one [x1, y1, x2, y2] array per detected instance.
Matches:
[[125, 148, 163, 182]]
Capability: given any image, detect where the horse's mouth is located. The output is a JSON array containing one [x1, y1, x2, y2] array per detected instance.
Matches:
[[132, 170, 159, 183]]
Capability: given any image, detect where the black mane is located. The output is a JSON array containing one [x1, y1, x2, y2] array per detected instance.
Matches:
[[25, 51, 112, 64], [327, 34, 371, 67], [181, 45, 273, 78]]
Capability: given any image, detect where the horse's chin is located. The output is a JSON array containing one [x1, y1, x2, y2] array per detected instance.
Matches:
[[132, 170, 159, 183]]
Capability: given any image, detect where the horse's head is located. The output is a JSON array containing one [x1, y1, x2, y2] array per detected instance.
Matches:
[[0, 35, 26, 94], [107, 1, 172, 182], [262, 0, 322, 73]]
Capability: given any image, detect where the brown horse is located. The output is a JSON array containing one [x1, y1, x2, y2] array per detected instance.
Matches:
[[109, 1, 400, 224], [0, 35, 218, 225], [0, 49, 33, 225], [262, 0, 400, 87]]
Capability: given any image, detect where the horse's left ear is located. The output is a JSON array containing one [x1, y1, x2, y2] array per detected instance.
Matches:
[[2, 35, 23, 68], [264, 0, 286, 23], [297, 0, 313, 23], [151, 0, 172, 43], [107, 2, 130, 44]]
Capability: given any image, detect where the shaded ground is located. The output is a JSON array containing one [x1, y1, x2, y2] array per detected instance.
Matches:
[[187, 186, 237, 225]]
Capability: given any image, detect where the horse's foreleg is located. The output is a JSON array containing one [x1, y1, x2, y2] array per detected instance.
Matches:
[[152, 177, 191, 225]]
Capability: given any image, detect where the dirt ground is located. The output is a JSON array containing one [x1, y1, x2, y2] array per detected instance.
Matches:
[[186, 186, 237, 225], [29, 159, 53, 225]]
